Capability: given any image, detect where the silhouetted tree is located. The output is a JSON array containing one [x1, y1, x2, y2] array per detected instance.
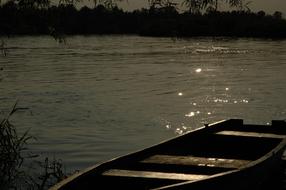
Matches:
[[182, 0, 203, 13], [148, 0, 177, 8], [9, 0, 50, 8], [257, 10, 265, 17], [182, 0, 245, 12], [58, 0, 80, 6], [148, 0, 162, 8], [1, 0, 286, 38], [238, 0, 251, 12], [94, 0, 123, 9], [273, 11, 282, 20]]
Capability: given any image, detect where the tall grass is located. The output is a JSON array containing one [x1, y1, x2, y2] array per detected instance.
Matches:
[[0, 103, 68, 190], [0, 103, 31, 189]]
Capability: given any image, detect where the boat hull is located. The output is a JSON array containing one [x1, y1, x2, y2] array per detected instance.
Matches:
[[51, 119, 286, 190]]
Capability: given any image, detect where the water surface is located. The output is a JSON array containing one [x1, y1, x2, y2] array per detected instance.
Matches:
[[0, 35, 286, 171]]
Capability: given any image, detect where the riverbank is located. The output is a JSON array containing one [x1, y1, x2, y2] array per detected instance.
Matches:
[[1, 3, 286, 38]]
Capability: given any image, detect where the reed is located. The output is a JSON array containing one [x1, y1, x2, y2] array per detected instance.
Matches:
[[0, 103, 31, 189], [0, 103, 67, 190]]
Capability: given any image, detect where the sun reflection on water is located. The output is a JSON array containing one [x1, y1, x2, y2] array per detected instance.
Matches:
[[171, 82, 252, 134], [165, 124, 171, 129], [175, 124, 188, 135], [213, 97, 249, 104], [185, 112, 195, 117]]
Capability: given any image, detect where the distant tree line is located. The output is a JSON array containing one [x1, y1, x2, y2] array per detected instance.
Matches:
[[0, 0, 286, 38]]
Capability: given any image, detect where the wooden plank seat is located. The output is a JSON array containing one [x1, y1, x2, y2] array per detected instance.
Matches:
[[216, 130, 286, 139], [102, 169, 209, 181], [141, 155, 250, 169]]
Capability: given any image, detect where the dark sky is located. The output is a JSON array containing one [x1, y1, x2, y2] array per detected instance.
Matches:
[[116, 0, 286, 15]]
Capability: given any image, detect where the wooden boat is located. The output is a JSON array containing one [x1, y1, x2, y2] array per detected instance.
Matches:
[[51, 119, 286, 190]]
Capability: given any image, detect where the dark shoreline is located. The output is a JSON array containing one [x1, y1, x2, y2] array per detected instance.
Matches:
[[1, 3, 286, 39]]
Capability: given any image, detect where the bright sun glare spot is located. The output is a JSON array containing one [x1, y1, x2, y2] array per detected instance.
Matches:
[[225, 87, 229, 91], [195, 68, 202, 73], [207, 112, 212, 115], [175, 128, 183, 135], [243, 99, 249, 103], [178, 92, 183, 96], [185, 112, 195, 117]]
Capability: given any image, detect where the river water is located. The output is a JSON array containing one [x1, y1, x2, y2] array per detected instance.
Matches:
[[0, 35, 286, 172]]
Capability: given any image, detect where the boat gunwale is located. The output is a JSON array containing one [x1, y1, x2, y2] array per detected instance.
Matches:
[[49, 119, 228, 190]]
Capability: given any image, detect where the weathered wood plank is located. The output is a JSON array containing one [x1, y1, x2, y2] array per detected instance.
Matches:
[[216, 131, 286, 139], [102, 169, 209, 181], [141, 155, 250, 169]]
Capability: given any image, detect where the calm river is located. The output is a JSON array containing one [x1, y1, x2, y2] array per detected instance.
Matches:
[[0, 35, 286, 172]]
